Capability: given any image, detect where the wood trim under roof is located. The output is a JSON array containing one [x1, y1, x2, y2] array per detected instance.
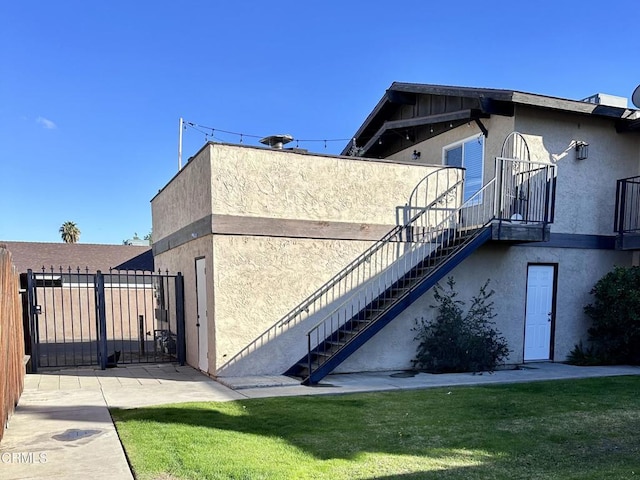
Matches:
[[343, 82, 639, 157]]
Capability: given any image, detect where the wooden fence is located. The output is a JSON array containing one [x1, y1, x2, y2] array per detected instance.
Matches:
[[0, 245, 25, 442]]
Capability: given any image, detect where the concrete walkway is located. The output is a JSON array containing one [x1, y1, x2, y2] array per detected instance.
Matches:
[[1, 362, 639, 479]]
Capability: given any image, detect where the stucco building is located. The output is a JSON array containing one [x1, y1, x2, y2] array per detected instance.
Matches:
[[151, 83, 640, 383]]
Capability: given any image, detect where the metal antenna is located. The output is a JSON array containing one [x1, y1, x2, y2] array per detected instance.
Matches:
[[178, 117, 184, 171]]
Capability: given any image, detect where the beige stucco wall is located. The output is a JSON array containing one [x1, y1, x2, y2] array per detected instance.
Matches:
[[515, 106, 640, 235], [153, 237, 215, 372], [337, 109, 639, 373], [151, 146, 212, 241], [336, 243, 632, 373], [386, 111, 640, 236], [209, 143, 445, 224], [152, 143, 454, 375], [212, 235, 379, 376], [152, 114, 640, 378]]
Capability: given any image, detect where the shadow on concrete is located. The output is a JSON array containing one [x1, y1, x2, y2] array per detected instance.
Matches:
[[38, 364, 209, 383], [13, 404, 113, 424]]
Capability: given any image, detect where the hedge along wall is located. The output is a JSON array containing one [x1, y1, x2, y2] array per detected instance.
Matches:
[[0, 245, 25, 442]]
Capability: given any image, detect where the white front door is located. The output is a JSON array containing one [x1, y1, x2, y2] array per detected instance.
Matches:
[[195, 257, 209, 372], [524, 265, 555, 361]]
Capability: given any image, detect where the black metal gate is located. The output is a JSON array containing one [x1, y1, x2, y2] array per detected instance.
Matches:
[[25, 268, 185, 371]]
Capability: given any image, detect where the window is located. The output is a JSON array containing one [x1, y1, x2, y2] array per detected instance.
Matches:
[[35, 275, 63, 287], [443, 134, 485, 203]]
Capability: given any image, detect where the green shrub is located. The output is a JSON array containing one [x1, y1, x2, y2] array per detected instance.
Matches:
[[566, 341, 601, 366], [582, 266, 640, 365], [412, 277, 510, 373]]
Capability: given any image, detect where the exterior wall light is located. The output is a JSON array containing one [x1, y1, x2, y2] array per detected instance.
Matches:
[[576, 141, 589, 160]]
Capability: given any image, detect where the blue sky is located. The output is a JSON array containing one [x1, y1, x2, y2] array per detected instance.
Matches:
[[1, 0, 639, 244]]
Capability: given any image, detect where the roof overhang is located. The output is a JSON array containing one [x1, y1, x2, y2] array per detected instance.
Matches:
[[343, 82, 640, 156], [616, 117, 640, 133], [360, 109, 490, 154]]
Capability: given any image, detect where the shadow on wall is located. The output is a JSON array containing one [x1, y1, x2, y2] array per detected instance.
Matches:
[[214, 241, 410, 378], [216, 169, 464, 378]]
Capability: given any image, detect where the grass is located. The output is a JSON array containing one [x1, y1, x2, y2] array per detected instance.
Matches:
[[111, 376, 640, 479]]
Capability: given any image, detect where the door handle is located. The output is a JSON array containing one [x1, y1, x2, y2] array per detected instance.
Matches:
[[547, 312, 552, 322]]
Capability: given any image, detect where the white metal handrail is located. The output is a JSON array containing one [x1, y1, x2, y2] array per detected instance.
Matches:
[[305, 177, 497, 357], [217, 167, 464, 372]]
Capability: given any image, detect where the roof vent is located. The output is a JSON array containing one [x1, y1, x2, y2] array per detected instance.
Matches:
[[581, 93, 628, 108], [259, 134, 294, 149]]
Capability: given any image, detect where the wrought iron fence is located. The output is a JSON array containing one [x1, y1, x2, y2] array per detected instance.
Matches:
[[26, 268, 184, 371], [615, 175, 640, 234]]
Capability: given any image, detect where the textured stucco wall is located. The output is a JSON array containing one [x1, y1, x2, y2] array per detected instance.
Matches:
[[153, 116, 640, 378], [153, 237, 215, 372], [515, 107, 640, 235], [338, 109, 639, 373], [212, 235, 379, 376], [152, 143, 460, 376], [209, 143, 444, 224], [151, 145, 212, 241], [336, 243, 632, 373]]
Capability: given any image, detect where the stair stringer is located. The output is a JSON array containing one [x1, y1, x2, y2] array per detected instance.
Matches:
[[298, 226, 493, 385]]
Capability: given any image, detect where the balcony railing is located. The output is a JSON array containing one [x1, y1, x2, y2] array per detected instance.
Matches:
[[615, 176, 640, 235], [495, 157, 556, 225]]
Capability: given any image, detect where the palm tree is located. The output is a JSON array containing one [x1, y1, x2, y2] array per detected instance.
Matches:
[[59, 221, 80, 243]]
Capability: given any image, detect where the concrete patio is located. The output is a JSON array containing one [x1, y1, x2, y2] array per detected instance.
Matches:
[[1, 362, 639, 479]]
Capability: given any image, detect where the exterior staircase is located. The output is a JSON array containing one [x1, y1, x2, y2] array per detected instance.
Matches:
[[285, 226, 492, 384], [284, 155, 556, 385]]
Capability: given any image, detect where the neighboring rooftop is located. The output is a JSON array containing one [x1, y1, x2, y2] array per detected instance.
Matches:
[[0, 241, 154, 273]]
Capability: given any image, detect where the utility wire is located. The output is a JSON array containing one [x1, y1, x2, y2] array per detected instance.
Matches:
[[184, 121, 354, 148]]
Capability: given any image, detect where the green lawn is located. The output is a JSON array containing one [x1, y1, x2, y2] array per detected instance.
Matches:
[[112, 376, 640, 480]]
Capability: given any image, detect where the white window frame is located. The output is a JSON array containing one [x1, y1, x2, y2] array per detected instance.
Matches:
[[442, 133, 485, 204]]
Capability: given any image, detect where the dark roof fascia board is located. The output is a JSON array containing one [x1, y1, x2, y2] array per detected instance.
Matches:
[[390, 82, 516, 102], [394, 83, 635, 119], [510, 92, 600, 115], [344, 83, 514, 155], [509, 92, 636, 119], [345, 82, 639, 154], [340, 92, 391, 155]]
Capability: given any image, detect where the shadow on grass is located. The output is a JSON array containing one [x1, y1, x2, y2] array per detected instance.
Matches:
[[111, 377, 640, 478], [112, 393, 498, 463]]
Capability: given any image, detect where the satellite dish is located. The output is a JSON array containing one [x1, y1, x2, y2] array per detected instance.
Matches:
[[632, 84, 640, 109]]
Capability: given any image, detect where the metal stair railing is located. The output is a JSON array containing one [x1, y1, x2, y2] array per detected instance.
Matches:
[[495, 157, 557, 225], [216, 167, 463, 373], [303, 177, 499, 379]]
